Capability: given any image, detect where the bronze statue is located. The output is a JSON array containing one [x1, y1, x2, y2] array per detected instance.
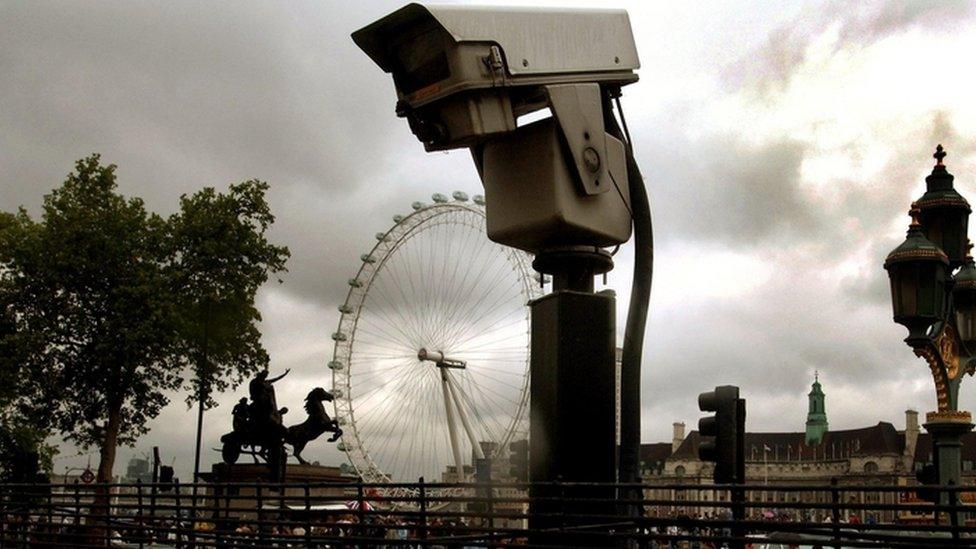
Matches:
[[248, 368, 290, 429], [220, 369, 341, 472], [285, 387, 343, 465]]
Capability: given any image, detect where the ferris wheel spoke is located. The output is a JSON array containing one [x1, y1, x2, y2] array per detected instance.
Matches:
[[419, 240, 474, 345], [434, 257, 514, 346], [372, 260, 426, 344], [427, 224, 494, 343], [357, 315, 419, 350], [442, 232, 506, 313], [439, 264, 522, 346], [451, 318, 531, 352], [454, 371, 509, 443], [350, 361, 421, 412], [360, 367, 430, 454]]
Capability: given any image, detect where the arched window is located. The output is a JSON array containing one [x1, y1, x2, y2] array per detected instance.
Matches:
[[864, 461, 879, 474], [674, 465, 686, 477]]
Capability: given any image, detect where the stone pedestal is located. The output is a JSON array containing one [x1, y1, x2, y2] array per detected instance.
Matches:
[[201, 463, 358, 520]]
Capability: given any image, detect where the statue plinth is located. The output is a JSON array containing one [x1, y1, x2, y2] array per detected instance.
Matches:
[[200, 463, 359, 520]]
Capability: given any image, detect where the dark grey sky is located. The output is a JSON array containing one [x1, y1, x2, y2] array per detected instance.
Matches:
[[3, 0, 976, 479]]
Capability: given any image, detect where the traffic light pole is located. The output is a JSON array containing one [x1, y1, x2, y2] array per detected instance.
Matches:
[[698, 386, 746, 549], [529, 249, 617, 544], [731, 398, 746, 549]]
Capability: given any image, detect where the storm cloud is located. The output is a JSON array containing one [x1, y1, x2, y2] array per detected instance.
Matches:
[[3, 0, 976, 480]]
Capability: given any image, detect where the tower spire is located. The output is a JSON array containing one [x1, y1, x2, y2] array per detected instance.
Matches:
[[806, 373, 828, 446]]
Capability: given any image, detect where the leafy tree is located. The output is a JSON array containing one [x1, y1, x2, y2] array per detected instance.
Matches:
[[0, 156, 290, 486], [0, 300, 56, 482], [0, 156, 182, 483], [167, 180, 289, 477]]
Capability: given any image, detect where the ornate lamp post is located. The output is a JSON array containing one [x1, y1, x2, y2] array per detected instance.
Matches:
[[885, 145, 975, 497]]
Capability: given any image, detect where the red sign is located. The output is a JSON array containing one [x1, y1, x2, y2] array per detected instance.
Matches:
[[80, 468, 95, 484]]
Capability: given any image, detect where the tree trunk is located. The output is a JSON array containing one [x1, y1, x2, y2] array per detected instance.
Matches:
[[90, 404, 122, 545], [97, 407, 121, 483]]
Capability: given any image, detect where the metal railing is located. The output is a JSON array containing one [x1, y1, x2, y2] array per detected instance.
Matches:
[[1, 478, 974, 547]]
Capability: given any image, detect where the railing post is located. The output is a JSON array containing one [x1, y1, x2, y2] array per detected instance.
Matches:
[[830, 477, 840, 549], [174, 481, 183, 547], [487, 476, 496, 544], [356, 479, 366, 538], [304, 484, 312, 547], [419, 477, 428, 542], [149, 477, 157, 544], [135, 479, 144, 549], [73, 481, 81, 528], [948, 480, 960, 544], [256, 483, 265, 546]]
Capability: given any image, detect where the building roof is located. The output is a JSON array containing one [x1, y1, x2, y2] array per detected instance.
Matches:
[[670, 422, 904, 462], [914, 432, 976, 463], [639, 442, 672, 464]]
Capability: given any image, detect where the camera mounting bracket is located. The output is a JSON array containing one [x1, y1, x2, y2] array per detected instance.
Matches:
[[546, 83, 611, 196]]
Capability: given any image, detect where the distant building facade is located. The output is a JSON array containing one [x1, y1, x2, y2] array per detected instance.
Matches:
[[641, 376, 976, 522]]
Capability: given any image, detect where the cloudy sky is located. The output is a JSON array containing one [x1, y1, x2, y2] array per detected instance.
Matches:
[[3, 0, 976, 479]]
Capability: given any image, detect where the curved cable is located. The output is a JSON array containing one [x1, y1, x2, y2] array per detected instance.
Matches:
[[605, 91, 653, 504]]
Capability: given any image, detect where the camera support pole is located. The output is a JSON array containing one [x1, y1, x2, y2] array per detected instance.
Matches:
[[529, 249, 618, 544], [512, 85, 630, 544]]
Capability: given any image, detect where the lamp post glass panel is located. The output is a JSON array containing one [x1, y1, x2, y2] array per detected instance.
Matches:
[[884, 145, 976, 494]]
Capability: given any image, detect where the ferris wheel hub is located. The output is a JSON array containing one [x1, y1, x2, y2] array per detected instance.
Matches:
[[418, 348, 466, 369]]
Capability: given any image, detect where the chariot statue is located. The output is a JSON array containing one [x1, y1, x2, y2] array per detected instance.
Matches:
[[219, 368, 342, 472]]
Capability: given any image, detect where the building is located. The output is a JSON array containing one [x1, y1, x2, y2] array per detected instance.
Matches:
[[641, 375, 975, 522]]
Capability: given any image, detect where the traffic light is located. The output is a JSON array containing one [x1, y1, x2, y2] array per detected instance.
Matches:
[[509, 439, 529, 482], [915, 463, 939, 504], [698, 385, 745, 485]]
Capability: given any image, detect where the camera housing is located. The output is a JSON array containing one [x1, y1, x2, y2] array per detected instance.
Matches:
[[352, 3, 639, 151], [353, 3, 639, 254]]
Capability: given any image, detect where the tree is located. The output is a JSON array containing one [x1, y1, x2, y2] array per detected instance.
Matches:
[[0, 300, 56, 482], [0, 156, 290, 488], [167, 180, 289, 479], [0, 156, 182, 484]]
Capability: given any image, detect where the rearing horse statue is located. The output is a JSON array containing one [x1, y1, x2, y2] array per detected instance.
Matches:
[[284, 387, 343, 465]]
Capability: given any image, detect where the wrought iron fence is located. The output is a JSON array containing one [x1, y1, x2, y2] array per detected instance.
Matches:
[[1, 479, 974, 547]]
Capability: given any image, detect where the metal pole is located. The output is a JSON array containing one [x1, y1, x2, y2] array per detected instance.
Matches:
[[418, 477, 428, 542], [445, 370, 486, 460], [440, 369, 465, 481]]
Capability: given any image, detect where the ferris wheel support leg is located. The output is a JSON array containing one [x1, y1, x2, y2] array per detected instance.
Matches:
[[440, 369, 465, 483], [445, 370, 487, 461]]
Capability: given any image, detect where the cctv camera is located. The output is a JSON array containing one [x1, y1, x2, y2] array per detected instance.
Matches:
[[353, 3, 639, 151], [353, 3, 639, 254]]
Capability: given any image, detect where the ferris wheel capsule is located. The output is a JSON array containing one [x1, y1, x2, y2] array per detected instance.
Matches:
[[411, 201, 425, 210], [473, 194, 486, 205], [393, 214, 404, 223], [432, 193, 448, 203], [328, 360, 345, 371], [452, 191, 469, 202], [361, 254, 376, 264], [336, 442, 348, 451], [331, 332, 347, 342], [339, 304, 354, 314], [348, 278, 362, 288], [375, 232, 390, 241]]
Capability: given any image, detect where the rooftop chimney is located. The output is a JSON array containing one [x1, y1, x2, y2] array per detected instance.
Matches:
[[672, 422, 685, 453]]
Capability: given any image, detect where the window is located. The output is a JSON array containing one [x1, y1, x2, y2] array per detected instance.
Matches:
[[864, 461, 879, 474], [674, 465, 686, 477]]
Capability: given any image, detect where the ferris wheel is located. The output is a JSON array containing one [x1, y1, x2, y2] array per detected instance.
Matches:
[[329, 192, 542, 501]]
